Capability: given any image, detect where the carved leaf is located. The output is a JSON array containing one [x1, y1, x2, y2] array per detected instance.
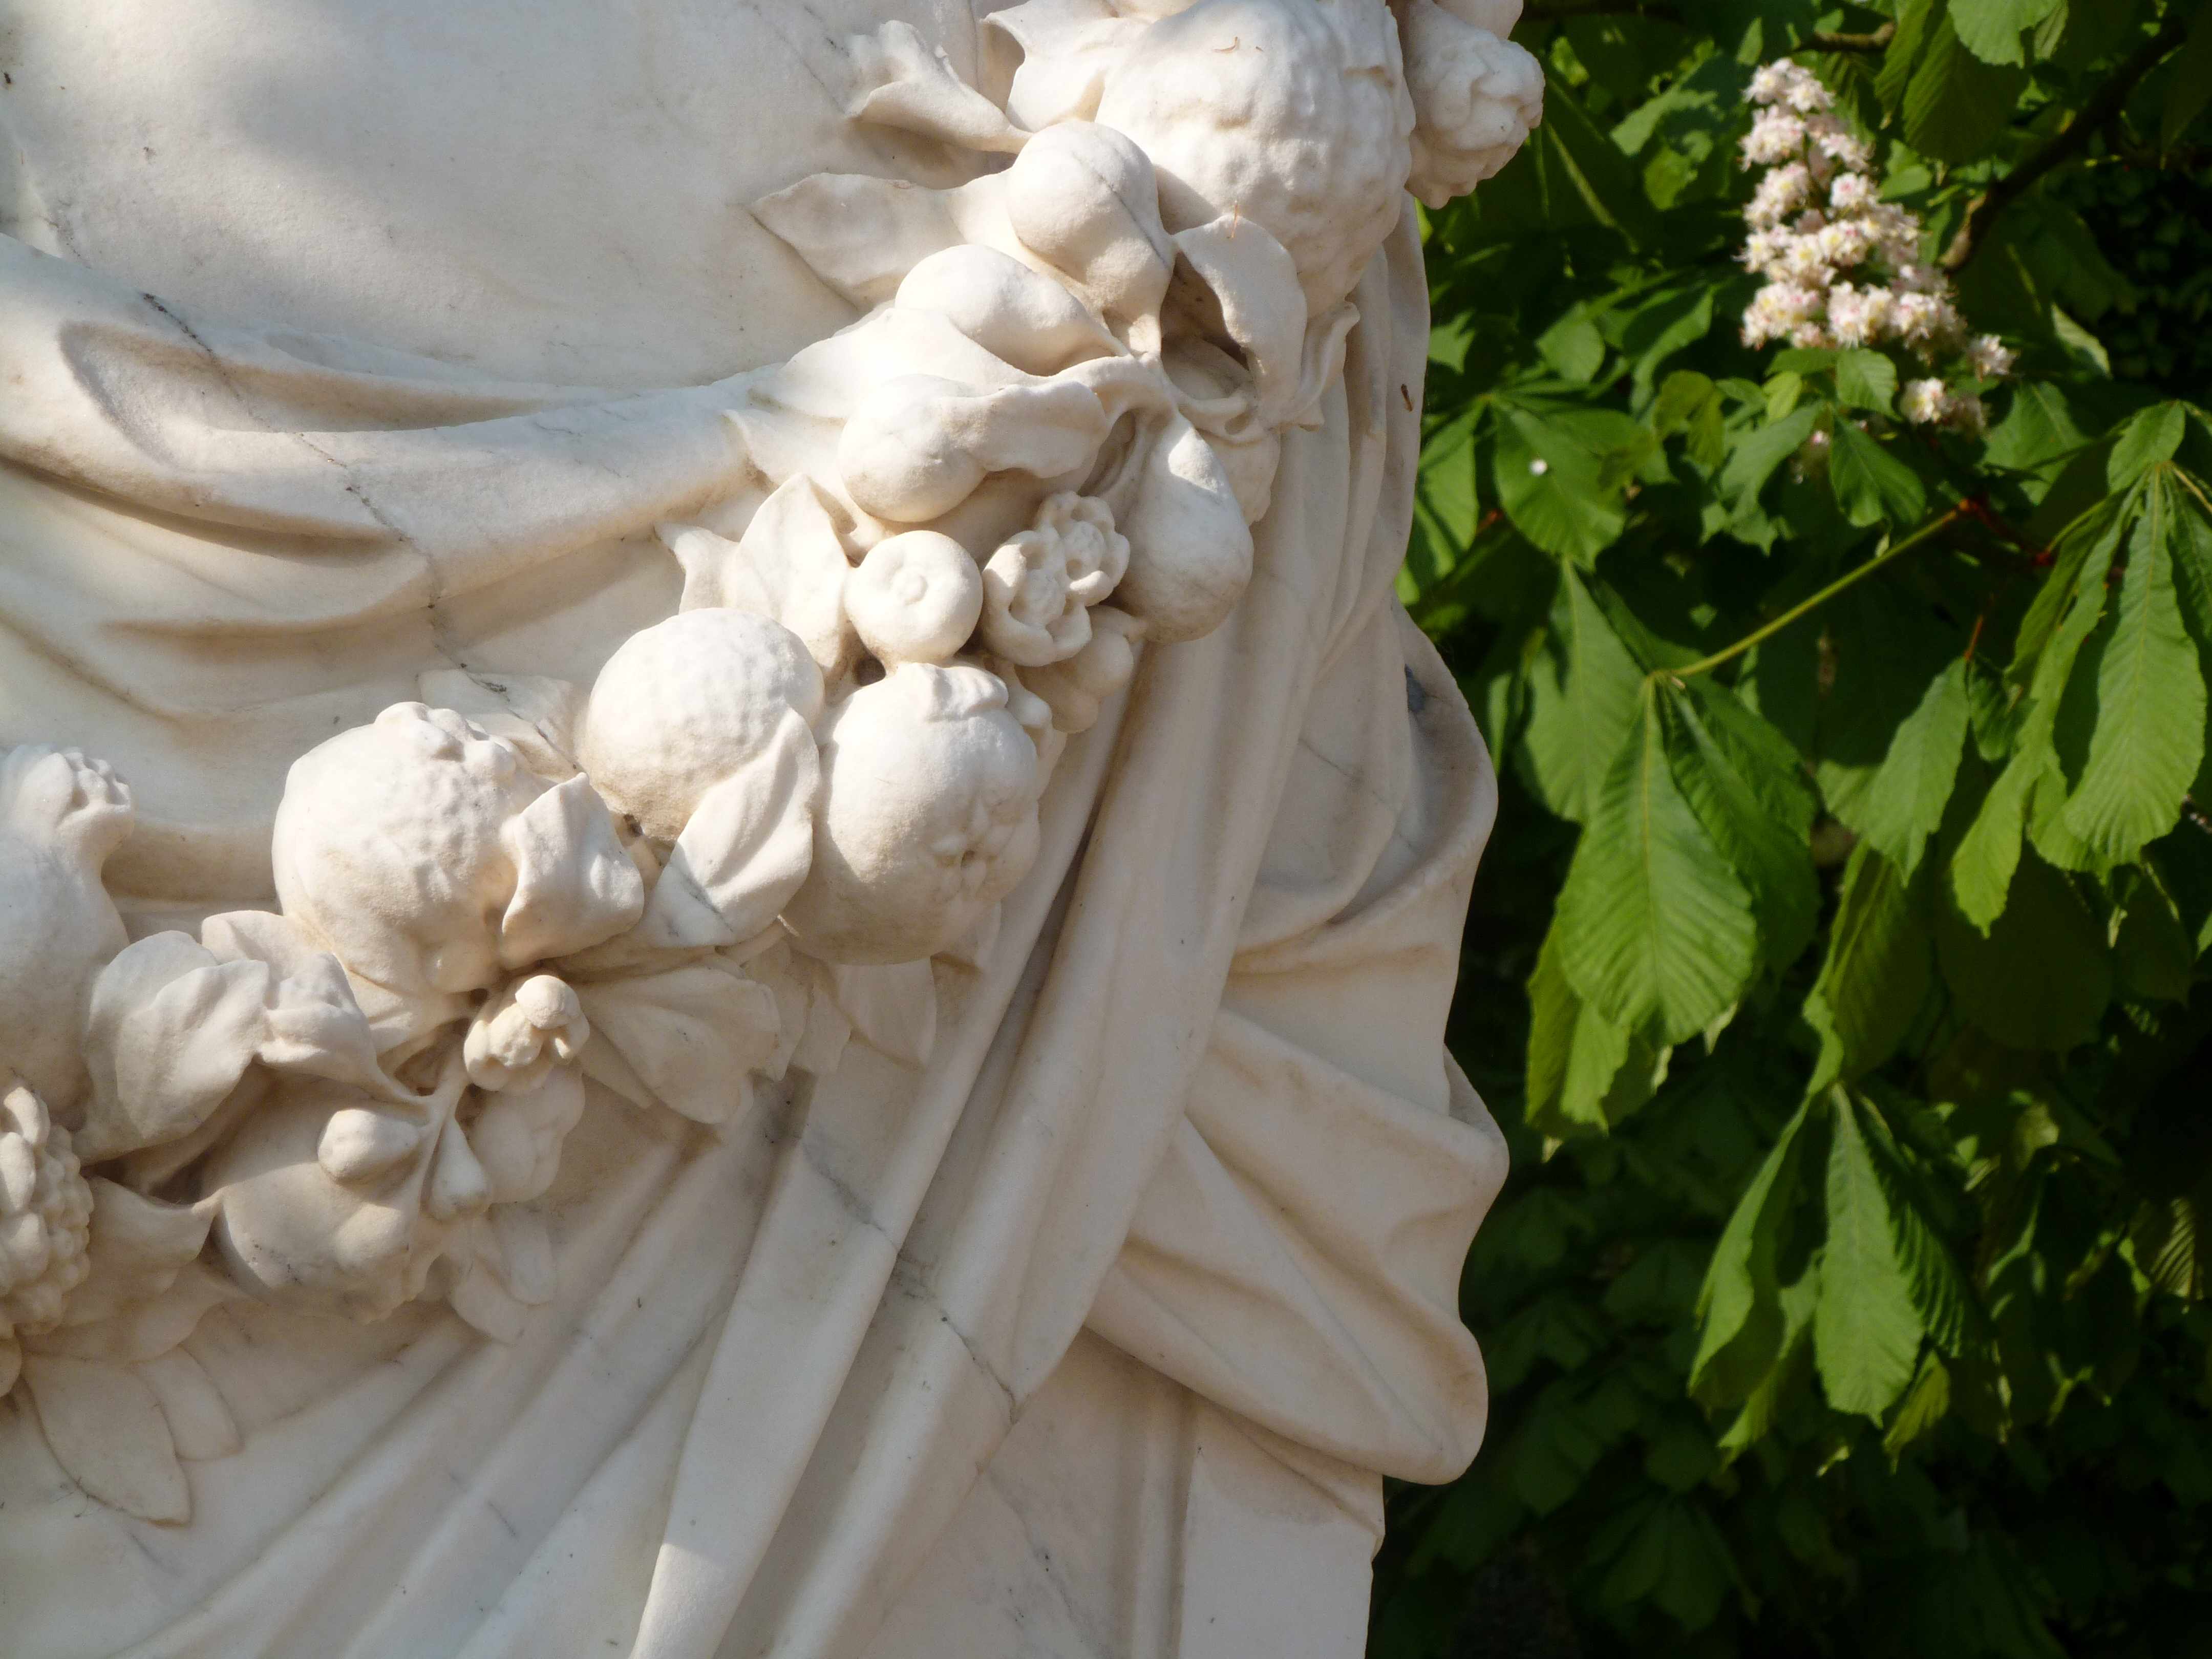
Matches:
[[58, 1182, 216, 1328], [577, 960, 782, 1124], [78, 935, 271, 1162], [448, 1256, 528, 1343], [665, 474, 858, 679], [822, 959, 938, 1069], [845, 20, 1029, 154], [636, 707, 821, 951], [498, 775, 648, 969], [753, 175, 964, 309], [20, 1353, 190, 1522], [39, 1261, 237, 1366], [134, 1347, 240, 1461], [988, 0, 1145, 129]]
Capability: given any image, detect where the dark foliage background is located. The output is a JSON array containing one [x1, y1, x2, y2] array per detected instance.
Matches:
[[1371, 3, 2212, 1653]]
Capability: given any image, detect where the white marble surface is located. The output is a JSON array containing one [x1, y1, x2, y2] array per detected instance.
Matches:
[[0, 2, 1537, 1652]]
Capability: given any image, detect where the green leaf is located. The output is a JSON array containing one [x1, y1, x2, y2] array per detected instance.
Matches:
[[1808, 844, 1934, 1081], [1950, 751, 2039, 929], [1667, 680, 1821, 972], [1876, 0, 1941, 113], [1557, 690, 1762, 1045], [1692, 1099, 1813, 1409], [1719, 406, 1820, 518], [1526, 925, 1671, 1137], [1849, 658, 1972, 877], [1834, 350, 1900, 416], [1653, 370, 1717, 438], [1828, 420, 1929, 528], [1952, 519, 2118, 925], [1948, 0, 2061, 66], [1882, 1352, 1952, 1458], [1522, 568, 1649, 822], [1903, 10, 2028, 164], [1853, 1093, 1974, 1356], [1936, 850, 2113, 1050], [1537, 306, 1608, 382], [1495, 409, 1631, 566], [2061, 477, 2208, 859], [2164, 0, 2212, 151], [1816, 1092, 1926, 1418], [2107, 402, 2187, 490]]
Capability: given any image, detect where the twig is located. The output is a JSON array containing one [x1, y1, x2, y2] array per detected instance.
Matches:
[[1668, 505, 1969, 680], [1941, 18, 2189, 273], [1801, 24, 1896, 54]]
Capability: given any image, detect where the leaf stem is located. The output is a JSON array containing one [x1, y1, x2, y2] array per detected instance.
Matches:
[[1666, 505, 1969, 681]]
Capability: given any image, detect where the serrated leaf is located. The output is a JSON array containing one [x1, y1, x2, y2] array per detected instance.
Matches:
[[1526, 926, 1670, 1137], [1828, 420, 1929, 528], [1949, 0, 2060, 65], [2107, 402, 2186, 490], [1523, 569, 1648, 822], [1495, 409, 1631, 566], [1953, 521, 2118, 925], [2062, 478, 2207, 859], [1816, 1093, 1926, 1418], [1719, 406, 1820, 517], [1834, 350, 1900, 415], [1851, 658, 1972, 877], [1903, 11, 2028, 164], [1936, 849, 2113, 1050], [1883, 1352, 1952, 1458], [1692, 1099, 1813, 1409], [1854, 1093, 1974, 1355], [1809, 844, 1934, 1081], [1950, 749, 2039, 929], [1558, 692, 1762, 1045], [1668, 680, 1821, 972]]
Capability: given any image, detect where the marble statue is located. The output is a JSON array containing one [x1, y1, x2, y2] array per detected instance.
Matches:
[[0, 1, 1540, 1653]]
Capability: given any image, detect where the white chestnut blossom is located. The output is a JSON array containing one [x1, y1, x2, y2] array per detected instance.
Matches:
[[1967, 334, 2017, 379], [1736, 56, 2010, 422]]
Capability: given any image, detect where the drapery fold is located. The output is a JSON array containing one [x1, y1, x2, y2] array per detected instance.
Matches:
[[0, 196, 1503, 1659]]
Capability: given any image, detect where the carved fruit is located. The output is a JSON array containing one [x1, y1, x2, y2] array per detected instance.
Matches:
[[578, 609, 827, 843], [209, 1079, 467, 1322], [837, 374, 1110, 524], [1111, 417, 1254, 643], [274, 705, 643, 1009], [1095, 0, 1415, 312], [1400, 0, 1543, 209], [0, 1079, 93, 1340], [844, 531, 985, 668], [894, 246, 1118, 376], [0, 745, 132, 1114], [1004, 121, 1175, 328], [782, 666, 1042, 964]]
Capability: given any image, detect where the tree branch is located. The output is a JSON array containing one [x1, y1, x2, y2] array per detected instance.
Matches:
[[1801, 24, 1896, 54], [1941, 18, 2189, 273]]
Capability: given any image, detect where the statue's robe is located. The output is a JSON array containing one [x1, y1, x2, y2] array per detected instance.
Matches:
[[0, 3, 1505, 1653]]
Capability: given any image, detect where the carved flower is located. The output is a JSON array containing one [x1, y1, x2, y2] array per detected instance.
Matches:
[[980, 493, 1130, 666], [1019, 606, 1149, 734], [0, 1078, 92, 1356], [1398, 0, 1544, 210]]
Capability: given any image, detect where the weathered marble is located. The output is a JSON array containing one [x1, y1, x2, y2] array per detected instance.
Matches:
[[0, 2, 1539, 1653]]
